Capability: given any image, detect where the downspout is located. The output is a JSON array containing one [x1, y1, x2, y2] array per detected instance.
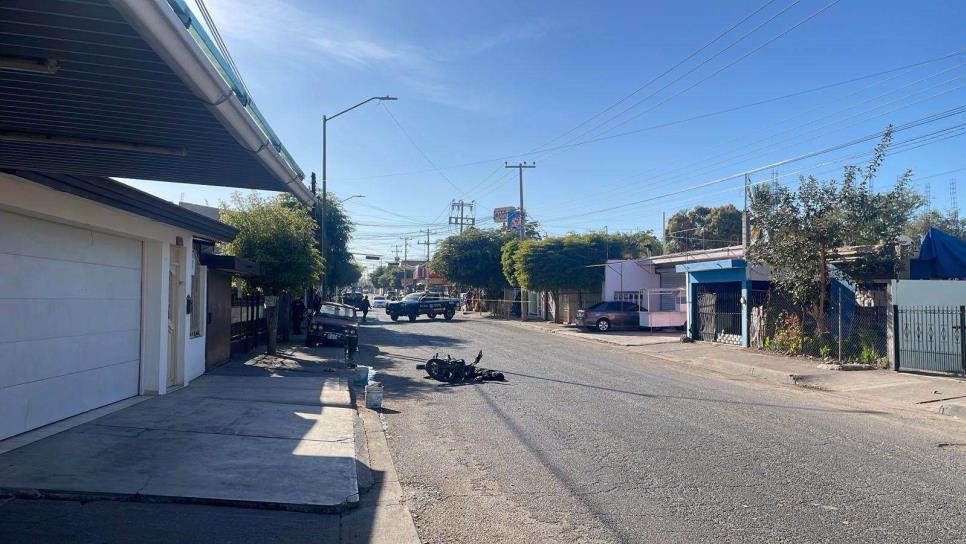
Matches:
[[110, 0, 314, 205]]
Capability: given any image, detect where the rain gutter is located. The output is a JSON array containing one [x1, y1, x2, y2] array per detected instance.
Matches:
[[109, 0, 314, 205]]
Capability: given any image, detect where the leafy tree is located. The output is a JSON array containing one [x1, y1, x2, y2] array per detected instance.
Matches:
[[501, 238, 521, 288], [221, 193, 322, 354], [431, 228, 513, 292], [317, 195, 357, 293], [602, 230, 664, 258], [748, 128, 921, 335], [371, 264, 404, 291], [665, 204, 742, 252]]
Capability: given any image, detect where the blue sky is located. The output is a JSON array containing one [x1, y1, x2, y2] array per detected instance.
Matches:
[[123, 0, 966, 263]]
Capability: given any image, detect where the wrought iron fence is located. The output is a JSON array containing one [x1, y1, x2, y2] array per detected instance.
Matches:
[[894, 305, 965, 376]]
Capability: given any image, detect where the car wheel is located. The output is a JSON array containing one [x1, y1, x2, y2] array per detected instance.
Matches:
[[408, 312, 418, 322], [596, 318, 610, 332], [389, 314, 398, 321], [443, 309, 455, 321], [427, 313, 437, 320]]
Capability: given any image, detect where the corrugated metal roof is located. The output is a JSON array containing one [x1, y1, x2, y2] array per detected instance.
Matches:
[[0, 0, 307, 197]]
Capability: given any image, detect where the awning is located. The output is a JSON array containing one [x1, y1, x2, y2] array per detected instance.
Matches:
[[0, 0, 313, 204]]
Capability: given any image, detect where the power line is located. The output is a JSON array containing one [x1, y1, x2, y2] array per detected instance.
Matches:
[[332, 49, 964, 183], [551, 0, 805, 149], [541, 108, 966, 222], [539, 64, 966, 217], [529, 0, 780, 152], [381, 102, 463, 194]]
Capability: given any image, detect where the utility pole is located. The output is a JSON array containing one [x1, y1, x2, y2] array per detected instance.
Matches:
[[505, 162, 535, 321], [661, 210, 667, 253], [418, 230, 433, 261], [448, 200, 476, 234], [742, 173, 751, 249], [392, 245, 401, 262], [505, 162, 535, 240]]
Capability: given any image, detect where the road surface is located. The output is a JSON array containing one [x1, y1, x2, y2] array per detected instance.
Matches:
[[361, 312, 966, 543]]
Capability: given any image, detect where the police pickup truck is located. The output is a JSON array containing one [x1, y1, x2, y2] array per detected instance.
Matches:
[[386, 291, 459, 322]]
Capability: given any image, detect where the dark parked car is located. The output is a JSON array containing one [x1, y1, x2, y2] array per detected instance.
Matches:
[[386, 291, 459, 322], [305, 302, 359, 351], [576, 301, 642, 332]]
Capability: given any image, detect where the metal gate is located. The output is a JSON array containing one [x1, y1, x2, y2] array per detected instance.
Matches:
[[893, 305, 966, 376], [695, 283, 742, 345]]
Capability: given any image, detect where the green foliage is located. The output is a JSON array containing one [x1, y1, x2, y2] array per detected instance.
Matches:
[[221, 192, 322, 295], [905, 208, 966, 241], [749, 127, 922, 331], [768, 313, 803, 354], [431, 228, 514, 291], [510, 233, 609, 292], [501, 239, 521, 288], [603, 230, 664, 258], [665, 204, 742, 252], [317, 195, 357, 289], [370, 264, 403, 291]]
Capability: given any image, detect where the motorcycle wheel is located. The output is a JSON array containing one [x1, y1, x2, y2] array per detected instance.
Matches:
[[425, 358, 444, 380]]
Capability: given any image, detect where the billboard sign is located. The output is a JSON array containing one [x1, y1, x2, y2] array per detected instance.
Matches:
[[493, 206, 517, 223], [506, 210, 523, 230]]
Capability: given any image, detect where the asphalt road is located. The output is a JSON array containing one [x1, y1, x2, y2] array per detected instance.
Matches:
[[360, 312, 966, 543]]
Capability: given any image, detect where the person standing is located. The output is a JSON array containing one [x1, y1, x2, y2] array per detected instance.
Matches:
[[291, 298, 306, 334], [359, 295, 371, 322]]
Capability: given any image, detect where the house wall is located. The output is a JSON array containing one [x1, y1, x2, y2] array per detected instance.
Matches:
[[891, 279, 966, 306], [0, 172, 207, 398], [602, 259, 659, 301]]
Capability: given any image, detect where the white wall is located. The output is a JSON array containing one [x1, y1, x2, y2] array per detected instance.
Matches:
[[185, 258, 207, 383], [603, 259, 660, 300], [891, 279, 966, 306], [0, 173, 206, 398]]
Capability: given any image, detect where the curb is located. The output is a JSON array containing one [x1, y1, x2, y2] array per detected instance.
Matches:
[[0, 486, 357, 514]]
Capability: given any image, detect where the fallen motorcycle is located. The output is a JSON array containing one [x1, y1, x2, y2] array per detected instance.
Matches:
[[417, 350, 505, 384]]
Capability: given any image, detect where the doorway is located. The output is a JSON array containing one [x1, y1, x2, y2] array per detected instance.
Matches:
[[167, 246, 183, 389]]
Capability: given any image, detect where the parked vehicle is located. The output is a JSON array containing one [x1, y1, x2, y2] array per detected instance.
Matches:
[[371, 295, 387, 309], [576, 301, 642, 332], [386, 291, 459, 322], [305, 302, 359, 351]]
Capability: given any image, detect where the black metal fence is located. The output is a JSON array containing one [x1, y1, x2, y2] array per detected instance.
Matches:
[[231, 293, 265, 354], [748, 287, 889, 365], [894, 305, 966, 376], [695, 283, 742, 345]]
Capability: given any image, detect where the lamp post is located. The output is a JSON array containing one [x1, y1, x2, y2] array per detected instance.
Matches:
[[338, 194, 365, 204], [321, 96, 396, 299]]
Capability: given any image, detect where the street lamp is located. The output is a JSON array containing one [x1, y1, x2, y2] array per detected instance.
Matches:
[[338, 194, 365, 204], [320, 96, 397, 299]]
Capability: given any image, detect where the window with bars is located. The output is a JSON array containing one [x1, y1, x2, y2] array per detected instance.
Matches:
[[614, 291, 641, 304]]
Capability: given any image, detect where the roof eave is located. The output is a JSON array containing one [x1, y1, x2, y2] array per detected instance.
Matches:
[[109, 0, 314, 205]]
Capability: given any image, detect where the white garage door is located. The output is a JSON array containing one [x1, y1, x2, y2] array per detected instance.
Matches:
[[0, 210, 141, 440]]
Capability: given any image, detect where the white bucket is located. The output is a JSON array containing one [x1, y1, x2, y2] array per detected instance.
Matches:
[[354, 365, 370, 386], [365, 383, 384, 409]]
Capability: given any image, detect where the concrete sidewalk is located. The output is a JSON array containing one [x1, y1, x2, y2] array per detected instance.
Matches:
[[0, 345, 360, 513], [492, 317, 966, 421]]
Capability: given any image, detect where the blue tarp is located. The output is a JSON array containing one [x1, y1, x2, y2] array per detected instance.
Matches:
[[910, 228, 966, 280]]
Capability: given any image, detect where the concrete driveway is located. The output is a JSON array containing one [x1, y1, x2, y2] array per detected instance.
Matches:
[[0, 349, 359, 513]]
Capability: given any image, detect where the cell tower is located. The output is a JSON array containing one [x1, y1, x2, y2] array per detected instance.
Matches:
[[950, 178, 959, 220], [924, 181, 932, 209]]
